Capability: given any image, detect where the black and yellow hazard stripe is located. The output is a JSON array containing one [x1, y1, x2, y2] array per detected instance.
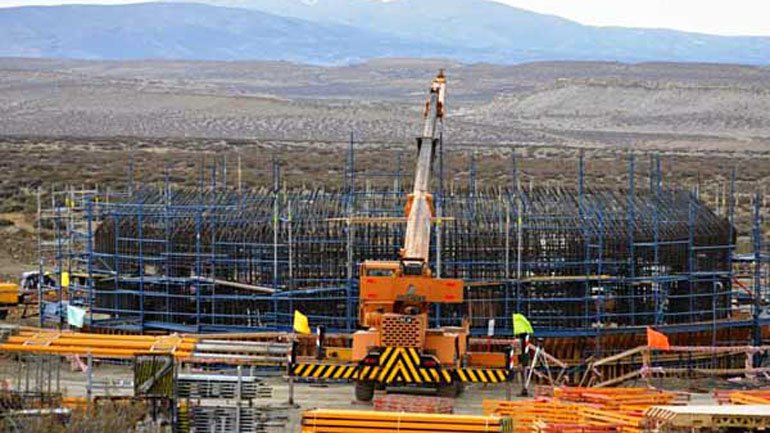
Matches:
[[292, 348, 511, 385], [454, 368, 510, 383], [366, 347, 451, 384], [292, 363, 357, 380]]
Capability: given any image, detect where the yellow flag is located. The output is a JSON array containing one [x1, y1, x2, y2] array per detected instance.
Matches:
[[61, 272, 70, 288], [293, 310, 311, 334]]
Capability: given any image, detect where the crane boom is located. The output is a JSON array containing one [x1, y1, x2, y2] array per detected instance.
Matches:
[[297, 72, 509, 404], [401, 70, 446, 271]]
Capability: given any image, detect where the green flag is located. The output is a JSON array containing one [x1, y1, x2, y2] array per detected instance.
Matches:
[[512, 313, 533, 335]]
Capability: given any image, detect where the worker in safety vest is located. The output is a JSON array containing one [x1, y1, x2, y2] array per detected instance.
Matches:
[[512, 313, 533, 396]]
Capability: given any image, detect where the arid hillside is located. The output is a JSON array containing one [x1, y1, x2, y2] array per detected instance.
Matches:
[[1, 58, 769, 149], [0, 58, 769, 279]]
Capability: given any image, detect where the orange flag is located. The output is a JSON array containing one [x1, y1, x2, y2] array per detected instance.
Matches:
[[646, 326, 670, 350]]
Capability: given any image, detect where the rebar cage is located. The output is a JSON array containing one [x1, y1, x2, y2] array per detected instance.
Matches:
[[37, 145, 768, 342], [76, 182, 733, 336]]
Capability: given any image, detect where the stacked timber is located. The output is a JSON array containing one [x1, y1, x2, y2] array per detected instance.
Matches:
[[301, 409, 512, 433]]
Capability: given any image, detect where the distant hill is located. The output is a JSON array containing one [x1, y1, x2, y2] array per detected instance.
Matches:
[[0, 1, 769, 64], [0, 2, 451, 62], [172, 0, 770, 64]]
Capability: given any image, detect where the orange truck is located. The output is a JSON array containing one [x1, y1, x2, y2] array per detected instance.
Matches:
[[290, 72, 513, 401]]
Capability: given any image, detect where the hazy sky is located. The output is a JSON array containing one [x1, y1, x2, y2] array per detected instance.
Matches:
[[0, 0, 768, 36]]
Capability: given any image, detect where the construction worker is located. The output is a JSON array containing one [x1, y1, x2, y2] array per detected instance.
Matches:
[[513, 313, 533, 396]]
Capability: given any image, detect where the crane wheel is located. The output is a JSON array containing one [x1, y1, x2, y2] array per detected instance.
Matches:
[[354, 380, 375, 402]]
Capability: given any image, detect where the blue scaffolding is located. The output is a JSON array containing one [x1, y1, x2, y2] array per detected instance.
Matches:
[[37, 141, 769, 347]]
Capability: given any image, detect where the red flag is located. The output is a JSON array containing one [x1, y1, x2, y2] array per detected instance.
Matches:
[[646, 326, 670, 350]]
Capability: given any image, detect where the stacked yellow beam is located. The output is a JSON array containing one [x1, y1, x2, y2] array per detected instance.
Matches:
[[485, 387, 683, 433], [552, 387, 677, 409], [482, 400, 581, 433], [728, 390, 770, 405], [0, 329, 195, 358], [301, 409, 512, 433], [578, 407, 643, 433]]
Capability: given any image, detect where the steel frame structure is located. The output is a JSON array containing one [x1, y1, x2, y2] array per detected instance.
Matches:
[[37, 141, 768, 346]]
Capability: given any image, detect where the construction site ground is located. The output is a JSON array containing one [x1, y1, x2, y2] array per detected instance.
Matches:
[[0, 356, 723, 431]]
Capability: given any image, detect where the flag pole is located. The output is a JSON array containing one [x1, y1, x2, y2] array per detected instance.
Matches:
[[288, 330, 296, 406]]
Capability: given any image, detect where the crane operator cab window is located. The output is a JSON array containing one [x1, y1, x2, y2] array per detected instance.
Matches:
[[365, 267, 395, 277], [401, 259, 424, 276]]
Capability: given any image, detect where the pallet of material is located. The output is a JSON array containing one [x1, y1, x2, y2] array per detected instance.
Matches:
[[373, 394, 454, 414], [301, 409, 513, 433]]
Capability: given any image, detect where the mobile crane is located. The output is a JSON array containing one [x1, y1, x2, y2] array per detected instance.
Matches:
[[290, 71, 512, 401], [350, 70, 468, 400]]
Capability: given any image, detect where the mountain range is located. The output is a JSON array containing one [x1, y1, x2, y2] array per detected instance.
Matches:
[[0, 0, 768, 64]]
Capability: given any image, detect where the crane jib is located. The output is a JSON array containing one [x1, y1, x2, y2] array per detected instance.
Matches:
[[401, 71, 445, 265]]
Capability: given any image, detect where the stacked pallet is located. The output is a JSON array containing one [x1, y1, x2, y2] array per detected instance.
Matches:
[[373, 394, 454, 414], [483, 400, 581, 433], [301, 409, 512, 433]]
